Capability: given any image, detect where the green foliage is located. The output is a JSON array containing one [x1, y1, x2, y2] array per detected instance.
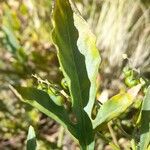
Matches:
[[93, 92, 133, 129], [140, 86, 150, 150], [14, 0, 149, 150], [52, 0, 100, 148], [1, 0, 149, 149], [0, 0, 58, 149], [2, 26, 20, 53], [16, 87, 76, 137], [27, 126, 37, 150]]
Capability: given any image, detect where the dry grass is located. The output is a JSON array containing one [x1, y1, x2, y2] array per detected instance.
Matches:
[[75, 0, 150, 92], [77, 0, 150, 78]]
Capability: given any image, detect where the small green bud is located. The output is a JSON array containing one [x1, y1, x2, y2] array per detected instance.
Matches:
[[123, 67, 132, 77], [61, 78, 68, 89], [37, 84, 46, 91], [37, 84, 43, 90], [125, 76, 138, 87], [47, 89, 64, 106], [54, 95, 65, 106], [143, 87, 148, 94], [48, 87, 59, 95], [139, 77, 146, 85]]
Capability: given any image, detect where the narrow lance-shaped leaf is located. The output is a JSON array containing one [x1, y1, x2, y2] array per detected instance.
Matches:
[[73, 12, 101, 117], [93, 92, 133, 129], [14, 87, 77, 138], [52, 0, 100, 148], [140, 86, 150, 150], [52, 0, 90, 110], [27, 126, 37, 150], [2, 26, 20, 53], [93, 85, 142, 130]]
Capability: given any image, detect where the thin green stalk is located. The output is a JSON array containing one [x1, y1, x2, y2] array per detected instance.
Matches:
[[97, 132, 120, 150], [57, 126, 64, 148], [114, 120, 132, 140], [108, 122, 120, 148], [131, 139, 137, 150]]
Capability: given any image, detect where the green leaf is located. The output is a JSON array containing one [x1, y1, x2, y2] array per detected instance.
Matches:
[[15, 87, 77, 138], [52, 0, 100, 116], [93, 92, 133, 129], [140, 86, 150, 150], [27, 126, 36, 150], [2, 26, 20, 53], [73, 11, 101, 117], [52, 0, 88, 109], [52, 0, 100, 148]]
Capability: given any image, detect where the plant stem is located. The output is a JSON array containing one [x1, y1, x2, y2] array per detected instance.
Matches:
[[97, 132, 120, 150], [57, 126, 64, 148], [115, 120, 132, 140], [80, 140, 95, 150], [131, 139, 137, 150], [108, 122, 120, 147]]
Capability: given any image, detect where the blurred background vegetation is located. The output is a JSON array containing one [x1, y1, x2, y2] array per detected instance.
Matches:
[[0, 0, 149, 149]]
